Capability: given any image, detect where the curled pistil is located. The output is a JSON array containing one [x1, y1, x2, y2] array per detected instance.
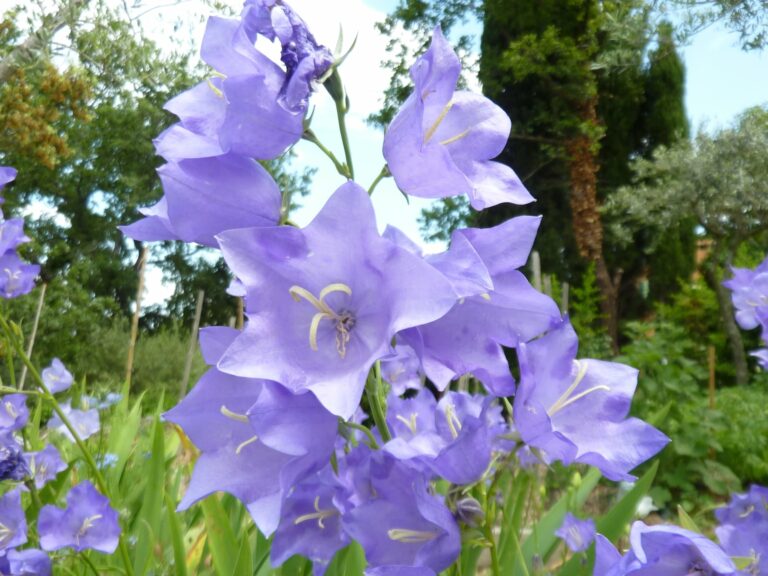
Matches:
[[289, 283, 355, 358]]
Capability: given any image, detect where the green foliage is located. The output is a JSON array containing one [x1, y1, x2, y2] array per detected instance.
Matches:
[[569, 263, 613, 359]]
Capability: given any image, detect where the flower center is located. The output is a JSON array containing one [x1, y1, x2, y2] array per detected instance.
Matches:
[[395, 412, 419, 435], [0, 521, 14, 546], [387, 528, 439, 543], [547, 360, 611, 417], [4, 401, 17, 420], [289, 283, 355, 358], [422, 100, 471, 147], [76, 514, 102, 544], [294, 496, 338, 529], [443, 403, 462, 439]]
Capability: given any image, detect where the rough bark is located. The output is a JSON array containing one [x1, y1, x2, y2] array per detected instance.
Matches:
[[703, 249, 749, 386], [565, 97, 620, 352]]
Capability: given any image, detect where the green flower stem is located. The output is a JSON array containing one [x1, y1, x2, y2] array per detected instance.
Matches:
[[368, 165, 390, 196], [335, 96, 355, 180], [303, 129, 350, 179], [365, 361, 391, 442], [478, 480, 501, 576], [344, 420, 380, 449], [0, 386, 39, 395], [0, 315, 135, 576]]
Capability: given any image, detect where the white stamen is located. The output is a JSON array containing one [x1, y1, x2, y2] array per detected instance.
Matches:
[[220, 405, 250, 423], [547, 360, 610, 417], [444, 403, 462, 440], [387, 528, 439, 543], [289, 283, 354, 358], [423, 102, 454, 143], [395, 413, 419, 435], [293, 496, 338, 529], [235, 435, 260, 455]]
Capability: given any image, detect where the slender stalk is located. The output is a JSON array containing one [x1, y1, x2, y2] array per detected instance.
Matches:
[[0, 315, 135, 576], [365, 361, 391, 442], [80, 553, 101, 576], [344, 420, 379, 449], [334, 97, 355, 180], [19, 282, 46, 390], [368, 165, 390, 196], [303, 130, 350, 178]]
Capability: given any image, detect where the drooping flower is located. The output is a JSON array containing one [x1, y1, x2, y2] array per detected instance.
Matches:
[[38, 481, 121, 553], [41, 358, 73, 394], [0, 489, 27, 552], [555, 512, 595, 553], [24, 445, 67, 490], [216, 182, 457, 419], [384, 28, 533, 210], [513, 319, 669, 481], [594, 522, 736, 576], [240, 0, 334, 112]]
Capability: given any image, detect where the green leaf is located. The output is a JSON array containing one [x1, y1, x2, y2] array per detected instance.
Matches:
[[133, 416, 166, 575], [509, 467, 601, 576], [232, 527, 254, 576], [676, 504, 701, 533], [201, 495, 241, 576], [325, 541, 366, 576], [165, 491, 188, 576]]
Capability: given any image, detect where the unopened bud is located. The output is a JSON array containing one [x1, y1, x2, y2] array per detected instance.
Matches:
[[455, 497, 484, 526]]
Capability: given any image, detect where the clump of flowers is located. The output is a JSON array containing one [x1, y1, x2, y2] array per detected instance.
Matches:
[[0, 168, 39, 299]]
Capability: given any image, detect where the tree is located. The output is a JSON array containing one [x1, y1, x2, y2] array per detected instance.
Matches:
[[607, 106, 768, 385]]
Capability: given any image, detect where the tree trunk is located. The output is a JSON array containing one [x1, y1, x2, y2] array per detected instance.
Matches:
[[703, 250, 749, 386], [565, 97, 619, 352]]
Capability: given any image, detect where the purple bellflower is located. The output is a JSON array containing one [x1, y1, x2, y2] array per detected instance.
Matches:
[[121, 154, 281, 247], [38, 481, 121, 553], [384, 28, 533, 210], [41, 358, 73, 394], [715, 485, 768, 576], [594, 522, 736, 576], [384, 391, 500, 485], [344, 453, 460, 574], [0, 168, 16, 191], [4, 549, 52, 576], [240, 0, 334, 112], [0, 434, 29, 482], [271, 468, 350, 576], [216, 182, 457, 419], [0, 253, 38, 300], [555, 512, 595, 553], [380, 345, 424, 396], [165, 327, 328, 536], [0, 396, 28, 434], [0, 489, 27, 552], [24, 445, 67, 490], [47, 402, 99, 442], [402, 216, 560, 396], [724, 256, 768, 333], [514, 319, 669, 481]]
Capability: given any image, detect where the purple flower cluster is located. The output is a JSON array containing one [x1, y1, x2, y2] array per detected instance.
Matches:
[[0, 357, 120, 572], [724, 256, 768, 369], [715, 484, 768, 575], [128, 4, 669, 573], [0, 168, 39, 299]]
